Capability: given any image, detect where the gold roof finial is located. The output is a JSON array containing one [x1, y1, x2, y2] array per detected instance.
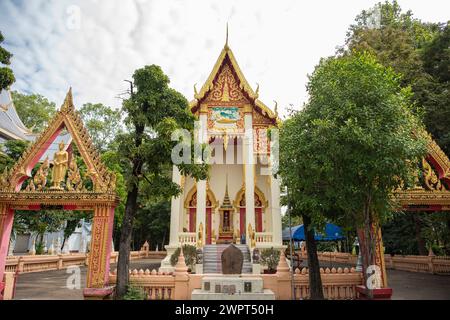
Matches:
[[61, 87, 74, 113], [225, 22, 229, 49], [273, 100, 278, 117], [194, 83, 199, 99]]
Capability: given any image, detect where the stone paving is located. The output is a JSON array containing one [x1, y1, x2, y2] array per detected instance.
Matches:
[[10, 258, 450, 300], [12, 259, 162, 300]]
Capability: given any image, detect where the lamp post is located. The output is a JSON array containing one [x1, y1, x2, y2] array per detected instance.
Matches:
[[353, 236, 363, 272]]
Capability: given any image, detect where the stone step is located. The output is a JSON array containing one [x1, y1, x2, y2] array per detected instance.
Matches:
[[201, 244, 252, 274]]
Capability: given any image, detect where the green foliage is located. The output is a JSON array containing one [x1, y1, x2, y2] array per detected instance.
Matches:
[[133, 200, 170, 251], [11, 91, 56, 132], [123, 285, 146, 300], [0, 31, 15, 90], [343, 1, 449, 155], [79, 103, 123, 152], [280, 51, 427, 274], [260, 247, 280, 272], [170, 245, 197, 271], [419, 23, 450, 155], [281, 213, 302, 229]]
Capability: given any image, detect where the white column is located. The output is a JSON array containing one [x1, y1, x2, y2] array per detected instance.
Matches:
[[270, 174, 282, 246], [168, 166, 182, 246], [244, 110, 256, 246], [196, 111, 208, 248]]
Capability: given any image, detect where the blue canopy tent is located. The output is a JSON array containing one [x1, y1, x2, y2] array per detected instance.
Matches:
[[282, 223, 345, 242]]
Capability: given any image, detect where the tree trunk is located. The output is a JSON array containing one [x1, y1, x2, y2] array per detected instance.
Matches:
[[412, 213, 427, 255], [115, 114, 144, 298], [302, 213, 324, 300], [115, 184, 139, 299]]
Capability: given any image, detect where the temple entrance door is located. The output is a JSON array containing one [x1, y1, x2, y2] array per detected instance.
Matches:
[[189, 208, 196, 232], [255, 208, 263, 232]]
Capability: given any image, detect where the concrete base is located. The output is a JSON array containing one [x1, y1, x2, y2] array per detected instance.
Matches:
[[83, 286, 115, 300], [356, 286, 393, 300], [159, 244, 178, 273], [0, 281, 5, 300], [195, 264, 203, 274], [252, 264, 261, 274], [191, 275, 275, 300], [192, 289, 275, 300]]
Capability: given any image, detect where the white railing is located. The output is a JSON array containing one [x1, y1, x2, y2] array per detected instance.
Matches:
[[178, 232, 196, 245], [255, 232, 273, 244]]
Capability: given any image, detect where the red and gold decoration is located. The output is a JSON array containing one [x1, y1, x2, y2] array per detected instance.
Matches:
[[0, 88, 119, 298]]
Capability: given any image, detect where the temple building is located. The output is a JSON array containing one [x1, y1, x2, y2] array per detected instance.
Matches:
[[160, 38, 283, 271]]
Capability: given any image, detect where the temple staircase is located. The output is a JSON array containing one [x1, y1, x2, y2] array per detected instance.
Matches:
[[203, 244, 252, 274]]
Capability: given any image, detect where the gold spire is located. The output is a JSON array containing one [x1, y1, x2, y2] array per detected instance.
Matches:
[[225, 22, 229, 49], [61, 87, 74, 113], [221, 173, 232, 208]]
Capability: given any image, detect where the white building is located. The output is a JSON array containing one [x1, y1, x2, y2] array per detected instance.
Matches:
[[160, 40, 283, 271]]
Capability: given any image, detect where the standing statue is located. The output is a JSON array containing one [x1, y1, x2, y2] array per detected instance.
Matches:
[[51, 141, 69, 190], [248, 223, 256, 248], [197, 222, 203, 248]]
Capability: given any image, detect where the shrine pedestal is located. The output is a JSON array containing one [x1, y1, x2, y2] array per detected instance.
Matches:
[[356, 286, 393, 300], [191, 275, 275, 300], [83, 286, 115, 300]]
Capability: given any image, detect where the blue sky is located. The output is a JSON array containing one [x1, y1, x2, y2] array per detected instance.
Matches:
[[0, 0, 448, 117]]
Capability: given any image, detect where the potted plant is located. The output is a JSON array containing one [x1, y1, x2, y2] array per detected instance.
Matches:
[[260, 247, 280, 274]]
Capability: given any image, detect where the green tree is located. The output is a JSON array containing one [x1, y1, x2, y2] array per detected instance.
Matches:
[[342, 1, 450, 254], [79, 103, 123, 152], [0, 31, 15, 90], [115, 65, 209, 299], [11, 91, 56, 132], [296, 52, 427, 293], [419, 23, 450, 155]]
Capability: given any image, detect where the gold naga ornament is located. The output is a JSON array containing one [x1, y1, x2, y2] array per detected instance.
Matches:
[[66, 160, 84, 192], [26, 157, 50, 191], [423, 158, 447, 191]]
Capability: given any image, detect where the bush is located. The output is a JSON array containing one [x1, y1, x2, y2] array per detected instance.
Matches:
[[123, 285, 146, 300], [260, 247, 280, 272], [170, 244, 197, 271]]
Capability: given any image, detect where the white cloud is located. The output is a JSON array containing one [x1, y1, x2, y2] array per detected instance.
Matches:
[[0, 0, 448, 117]]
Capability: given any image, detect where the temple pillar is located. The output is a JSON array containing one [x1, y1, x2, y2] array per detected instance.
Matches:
[[356, 222, 392, 299], [83, 205, 115, 296], [243, 107, 256, 247], [169, 166, 182, 246], [196, 109, 208, 248], [160, 166, 183, 272], [0, 205, 13, 298], [270, 174, 282, 246], [196, 180, 207, 247]]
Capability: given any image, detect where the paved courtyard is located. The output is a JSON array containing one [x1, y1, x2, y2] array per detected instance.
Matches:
[[10, 258, 450, 300], [12, 259, 162, 300]]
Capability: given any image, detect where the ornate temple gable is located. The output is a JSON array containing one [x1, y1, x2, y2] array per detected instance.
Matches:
[[0, 88, 116, 195], [189, 43, 278, 127], [394, 134, 450, 208]]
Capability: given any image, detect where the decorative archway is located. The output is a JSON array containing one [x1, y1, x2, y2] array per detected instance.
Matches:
[[358, 134, 450, 293], [184, 185, 218, 244], [0, 89, 119, 299], [234, 186, 268, 237]]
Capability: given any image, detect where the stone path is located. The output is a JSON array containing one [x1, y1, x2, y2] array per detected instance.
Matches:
[[11, 258, 450, 300], [12, 259, 162, 300], [299, 259, 450, 300]]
